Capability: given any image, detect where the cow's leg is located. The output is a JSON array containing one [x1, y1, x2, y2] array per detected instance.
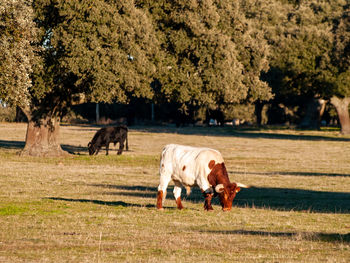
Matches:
[[203, 188, 214, 211], [106, 143, 110, 155], [117, 140, 124, 155], [157, 173, 171, 210], [173, 182, 183, 210], [95, 147, 100, 155], [196, 173, 214, 211]]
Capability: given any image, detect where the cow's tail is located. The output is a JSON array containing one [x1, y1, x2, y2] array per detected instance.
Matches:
[[159, 146, 168, 174]]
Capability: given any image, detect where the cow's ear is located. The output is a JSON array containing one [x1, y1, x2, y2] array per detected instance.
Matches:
[[215, 184, 224, 193]]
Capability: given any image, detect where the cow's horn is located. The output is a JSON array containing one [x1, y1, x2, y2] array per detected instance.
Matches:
[[236, 183, 249, 188], [215, 184, 225, 193]]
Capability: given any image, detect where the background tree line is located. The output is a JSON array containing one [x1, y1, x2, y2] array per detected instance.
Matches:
[[0, 0, 349, 156]]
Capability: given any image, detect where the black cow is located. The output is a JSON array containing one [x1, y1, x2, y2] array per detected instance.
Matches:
[[88, 126, 129, 155]]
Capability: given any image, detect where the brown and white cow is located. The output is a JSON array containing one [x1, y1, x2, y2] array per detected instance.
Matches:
[[156, 144, 248, 211]]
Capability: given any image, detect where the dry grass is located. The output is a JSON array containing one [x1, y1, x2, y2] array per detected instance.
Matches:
[[0, 122, 349, 262]]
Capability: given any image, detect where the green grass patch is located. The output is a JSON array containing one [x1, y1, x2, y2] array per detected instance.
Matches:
[[0, 205, 28, 216], [70, 154, 159, 167], [0, 200, 71, 217], [0, 151, 159, 167]]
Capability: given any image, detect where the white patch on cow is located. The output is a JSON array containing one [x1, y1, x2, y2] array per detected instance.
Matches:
[[215, 184, 225, 193]]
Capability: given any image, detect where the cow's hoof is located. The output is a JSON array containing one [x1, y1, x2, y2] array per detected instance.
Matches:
[[157, 207, 164, 211]]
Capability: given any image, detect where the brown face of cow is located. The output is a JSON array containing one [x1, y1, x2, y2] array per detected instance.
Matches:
[[215, 183, 241, 211], [207, 161, 247, 211], [207, 161, 241, 211]]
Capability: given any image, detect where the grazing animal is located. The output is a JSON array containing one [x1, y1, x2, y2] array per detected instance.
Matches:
[[88, 126, 129, 155], [156, 144, 248, 211]]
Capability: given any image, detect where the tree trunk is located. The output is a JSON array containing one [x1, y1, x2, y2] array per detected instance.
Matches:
[[299, 98, 327, 130], [151, 103, 155, 121], [255, 101, 264, 126], [15, 106, 27, 122], [330, 96, 350, 135], [96, 103, 100, 124], [21, 116, 68, 157]]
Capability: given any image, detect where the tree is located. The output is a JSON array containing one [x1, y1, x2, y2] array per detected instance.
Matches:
[[141, 0, 272, 117], [252, 0, 349, 130], [329, 4, 350, 134], [0, 0, 159, 156], [269, 1, 334, 128], [0, 0, 39, 120], [1, 0, 282, 157]]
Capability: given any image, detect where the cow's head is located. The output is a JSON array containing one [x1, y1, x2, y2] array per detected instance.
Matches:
[[207, 161, 249, 211], [215, 183, 247, 211], [87, 142, 95, 155]]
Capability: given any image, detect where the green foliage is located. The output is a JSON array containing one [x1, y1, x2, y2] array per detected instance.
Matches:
[[331, 4, 350, 97], [32, 0, 159, 111], [260, 0, 348, 100], [142, 0, 272, 112], [242, 0, 350, 130], [0, 105, 16, 122], [0, 0, 40, 113], [3, 0, 348, 128], [1, 0, 274, 125], [223, 104, 256, 124]]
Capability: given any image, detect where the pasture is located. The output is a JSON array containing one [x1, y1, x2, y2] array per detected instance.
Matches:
[[0, 122, 349, 262]]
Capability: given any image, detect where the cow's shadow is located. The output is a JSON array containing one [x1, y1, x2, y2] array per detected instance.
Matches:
[[61, 144, 89, 154], [234, 186, 350, 214], [229, 170, 350, 177], [89, 184, 350, 214], [45, 197, 165, 209], [201, 229, 350, 243], [46, 197, 146, 207]]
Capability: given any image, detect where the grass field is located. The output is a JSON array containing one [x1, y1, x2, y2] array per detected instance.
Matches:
[[0, 122, 349, 262]]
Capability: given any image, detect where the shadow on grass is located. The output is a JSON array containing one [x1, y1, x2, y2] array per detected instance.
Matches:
[[90, 184, 158, 199], [90, 184, 350, 214], [0, 140, 24, 149], [235, 186, 350, 214], [1, 125, 348, 154], [229, 170, 350, 177], [202, 229, 350, 243], [61, 144, 89, 154], [62, 144, 131, 155], [130, 126, 350, 142], [60, 124, 349, 142], [226, 130, 350, 142], [45, 197, 164, 209], [0, 139, 89, 155]]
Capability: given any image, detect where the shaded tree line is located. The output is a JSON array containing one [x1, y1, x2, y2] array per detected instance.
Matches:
[[0, 0, 349, 156]]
